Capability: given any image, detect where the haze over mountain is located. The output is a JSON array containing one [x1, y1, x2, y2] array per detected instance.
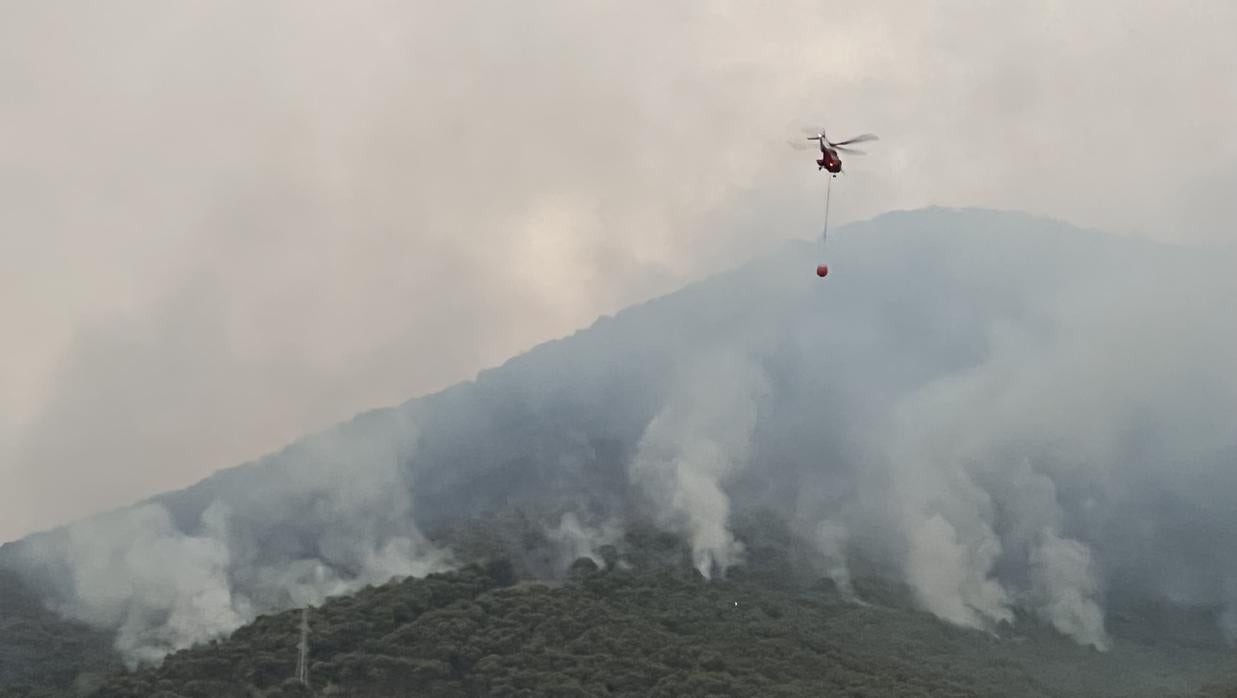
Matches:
[[4, 207, 1237, 672], [7, 2, 1237, 550]]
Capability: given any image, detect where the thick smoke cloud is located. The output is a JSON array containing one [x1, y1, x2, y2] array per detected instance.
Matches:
[[5, 208, 1237, 661], [814, 520, 853, 596], [545, 512, 623, 572], [50, 503, 244, 666], [629, 350, 770, 577], [5, 1, 1237, 544], [1030, 530, 1107, 649], [13, 409, 449, 666], [867, 343, 1108, 647], [807, 211, 1236, 650], [2, 0, 1236, 673]]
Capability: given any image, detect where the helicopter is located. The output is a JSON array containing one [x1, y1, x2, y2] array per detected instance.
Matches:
[[788, 127, 879, 278], [792, 129, 878, 176]]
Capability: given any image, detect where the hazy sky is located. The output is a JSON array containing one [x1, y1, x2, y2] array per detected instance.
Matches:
[[3, 1, 1236, 542]]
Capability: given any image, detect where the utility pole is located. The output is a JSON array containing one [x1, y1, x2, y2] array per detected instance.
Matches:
[[295, 607, 310, 687]]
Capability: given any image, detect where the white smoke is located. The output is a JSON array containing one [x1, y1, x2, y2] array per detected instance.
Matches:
[[1030, 529, 1109, 650], [12, 208, 1237, 660], [50, 503, 246, 666], [904, 512, 1012, 630], [868, 304, 1110, 643], [545, 511, 622, 571], [24, 408, 451, 666], [875, 393, 1118, 648], [872, 378, 1016, 633], [989, 459, 1110, 649], [815, 520, 853, 596], [629, 350, 770, 578]]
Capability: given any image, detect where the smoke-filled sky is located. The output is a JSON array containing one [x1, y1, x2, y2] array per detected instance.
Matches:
[[3, 1, 1236, 543]]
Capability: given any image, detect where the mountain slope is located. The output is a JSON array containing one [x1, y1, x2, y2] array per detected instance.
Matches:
[[4, 207, 1237, 688], [0, 569, 121, 697], [84, 526, 1237, 698]]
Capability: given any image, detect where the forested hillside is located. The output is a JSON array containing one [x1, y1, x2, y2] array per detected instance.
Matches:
[[84, 524, 1237, 698], [6, 209, 1237, 697], [0, 570, 120, 697]]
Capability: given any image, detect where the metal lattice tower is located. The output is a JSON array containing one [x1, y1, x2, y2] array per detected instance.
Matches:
[[295, 607, 310, 686]]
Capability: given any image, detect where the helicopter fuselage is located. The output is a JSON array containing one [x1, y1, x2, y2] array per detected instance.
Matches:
[[817, 148, 842, 173]]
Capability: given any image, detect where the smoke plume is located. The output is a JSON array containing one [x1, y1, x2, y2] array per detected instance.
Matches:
[[628, 350, 770, 578], [14, 408, 450, 666], [545, 512, 623, 572], [7, 208, 1237, 661]]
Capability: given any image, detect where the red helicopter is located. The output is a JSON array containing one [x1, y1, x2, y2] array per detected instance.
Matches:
[[789, 128, 878, 278], [800, 129, 878, 176]]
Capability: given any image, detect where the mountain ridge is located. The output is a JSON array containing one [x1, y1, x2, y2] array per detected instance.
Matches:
[[0, 205, 1174, 550], [5, 206, 1237, 688]]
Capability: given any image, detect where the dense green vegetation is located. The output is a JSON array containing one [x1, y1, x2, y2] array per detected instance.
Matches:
[[5, 516, 1237, 696], [68, 525, 1237, 698], [0, 569, 122, 698]]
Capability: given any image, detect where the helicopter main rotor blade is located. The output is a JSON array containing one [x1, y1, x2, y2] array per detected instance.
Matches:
[[830, 133, 879, 146], [833, 145, 867, 155], [787, 139, 813, 151]]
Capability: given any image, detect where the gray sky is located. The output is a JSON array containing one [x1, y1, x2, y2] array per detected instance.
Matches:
[[2, 0, 1236, 543]]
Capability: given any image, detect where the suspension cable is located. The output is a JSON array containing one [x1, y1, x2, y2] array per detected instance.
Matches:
[[823, 175, 832, 245]]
